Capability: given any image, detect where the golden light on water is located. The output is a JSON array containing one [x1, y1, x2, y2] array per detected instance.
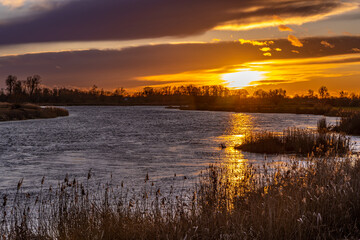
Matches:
[[217, 113, 253, 168], [214, 113, 255, 207], [222, 69, 266, 89]]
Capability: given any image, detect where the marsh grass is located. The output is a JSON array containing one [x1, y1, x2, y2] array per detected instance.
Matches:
[[332, 111, 360, 135], [235, 128, 350, 156], [2, 155, 360, 239], [317, 118, 329, 133], [0, 103, 68, 121]]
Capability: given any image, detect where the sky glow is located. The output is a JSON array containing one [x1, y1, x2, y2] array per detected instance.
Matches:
[[0, 0, 359, 94]]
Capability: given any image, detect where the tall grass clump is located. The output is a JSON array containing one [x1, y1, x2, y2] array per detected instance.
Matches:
[[235, 128, 350, 156], [317, 118, 329, 133], [333, 111, 360, 135]]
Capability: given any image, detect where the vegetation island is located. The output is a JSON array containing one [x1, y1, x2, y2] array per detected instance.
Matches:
[[0, 75, 68, 121]]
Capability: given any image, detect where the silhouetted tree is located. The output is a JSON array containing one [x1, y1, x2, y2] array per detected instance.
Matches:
[[25, 75, 41, 97], [113, 87, 126, 97], [13, 80, 23, 95], [5, 75, 17, 95], [143, 87, 154, 97], [234, 89, 249, 98], [90, 85, 99, 95], [253, 89, 268, 98], [318, 86, 329, 99], [339, 91, 348, 98], [268, 88, 286, 104], [307, 89, 314, 98]]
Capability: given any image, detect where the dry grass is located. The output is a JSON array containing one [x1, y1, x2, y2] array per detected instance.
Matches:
[[0, 102, 68, 121], [1, 155, 360, 239], [235, 128, 350, 156], [333, 111, 360, 135]]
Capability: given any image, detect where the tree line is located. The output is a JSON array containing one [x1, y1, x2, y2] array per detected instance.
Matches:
[[0, 75, 359, 108]]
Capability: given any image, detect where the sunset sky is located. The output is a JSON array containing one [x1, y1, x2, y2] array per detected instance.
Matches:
[[0, 0, 359, 94]]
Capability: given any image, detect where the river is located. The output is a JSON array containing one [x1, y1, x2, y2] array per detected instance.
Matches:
[[0, 106, 355, 193]]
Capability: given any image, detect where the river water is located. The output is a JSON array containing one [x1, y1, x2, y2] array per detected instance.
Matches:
[[0, 106, 355, 193]]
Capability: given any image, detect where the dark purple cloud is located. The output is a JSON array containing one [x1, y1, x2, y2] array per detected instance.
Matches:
[[0, 36, 358, 89], [0, 0, 352, 45]]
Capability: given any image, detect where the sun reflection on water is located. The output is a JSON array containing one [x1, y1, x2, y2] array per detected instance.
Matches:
[[218, 113, 254, 150], [215, 113, 255, 183]]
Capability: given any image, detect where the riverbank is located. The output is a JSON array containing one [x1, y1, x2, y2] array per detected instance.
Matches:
[[0, 102, 69, 121]]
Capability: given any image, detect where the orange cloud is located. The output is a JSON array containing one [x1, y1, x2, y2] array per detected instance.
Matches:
[[263, 53, 272, 57], [321, 41, 335, 48], [278, 25, 293, 32], [353, 48, 360, 53], [260, 47, 271, 52], [239, 39, 274, 46], [275, 48, 282, 52], [288, 35, 303, 47], [292, 50, 300, 54]]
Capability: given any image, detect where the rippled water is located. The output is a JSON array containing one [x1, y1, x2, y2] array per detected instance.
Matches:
[[0, 106, 354, 193]]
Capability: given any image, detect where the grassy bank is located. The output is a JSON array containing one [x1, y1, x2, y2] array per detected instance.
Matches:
[[1, 155, 360, 239], [234, 128, 350, 156], [0, 102, 68, 121]]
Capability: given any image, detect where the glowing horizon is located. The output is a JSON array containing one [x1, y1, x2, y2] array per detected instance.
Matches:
[[222, 70, 266, 89], [0, 0, 359, 94]]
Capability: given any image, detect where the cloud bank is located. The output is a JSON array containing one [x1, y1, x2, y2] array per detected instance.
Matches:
[[0, 36, 358, 89], [0, 0, 357, 45]]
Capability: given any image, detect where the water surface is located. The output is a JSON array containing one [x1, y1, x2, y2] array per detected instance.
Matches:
[[0, 106, 352, 192]]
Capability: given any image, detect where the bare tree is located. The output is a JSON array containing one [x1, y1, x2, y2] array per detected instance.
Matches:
[[5, 75, 17, 95], [25, 75, 41, 97], [318, 86, 329, 99]]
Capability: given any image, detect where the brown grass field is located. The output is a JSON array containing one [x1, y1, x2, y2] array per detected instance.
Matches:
[[0, 102, 68, 121]]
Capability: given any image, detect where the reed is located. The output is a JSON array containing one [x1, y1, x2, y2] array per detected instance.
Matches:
[[235, 128, 350, 156], [333, 111, 360, 135], [1, 154, 360, 239]]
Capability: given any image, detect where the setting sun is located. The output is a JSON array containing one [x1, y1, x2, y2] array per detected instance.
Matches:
[[222, 69, 266, 88]]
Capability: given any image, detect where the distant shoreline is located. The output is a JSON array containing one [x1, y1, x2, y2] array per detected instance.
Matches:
[[14, 102, 360, 119], [37, 103, 354, 117], [0, 103, 69, 122], [177, 105, 344, 117]]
